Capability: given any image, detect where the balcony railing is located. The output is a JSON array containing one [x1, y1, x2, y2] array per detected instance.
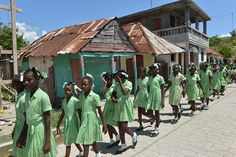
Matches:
[[154, 26, 209, 41]]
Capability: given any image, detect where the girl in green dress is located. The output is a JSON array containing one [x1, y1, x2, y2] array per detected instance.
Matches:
[[76, 74, 107, 157], [18, 67, 57, 157], [111, 70, 137, 153], [101, 72, 120, 147], [186, 65, 203, 117], [212, 64, 222, 99], [56, 82, 83, 157], [134, 67, 154, 130], [199, 62, 212, 110], [165, 64, 185, 124], [219, 65, 227, 95], [11, 76, 26, 157], [147, 63, 165, 136]]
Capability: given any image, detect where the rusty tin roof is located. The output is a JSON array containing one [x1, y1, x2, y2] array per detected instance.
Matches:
[[18, 17, 135, 59], [122, 22, 184, 55], [206, 48, 222, 57]]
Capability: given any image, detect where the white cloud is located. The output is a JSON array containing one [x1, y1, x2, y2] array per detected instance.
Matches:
[[219, 33, 231, 37], [42, 30, 47, 36], [16, 22, 45, 43]]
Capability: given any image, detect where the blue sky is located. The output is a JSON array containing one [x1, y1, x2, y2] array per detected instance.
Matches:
[[1, 0, 236, 42]]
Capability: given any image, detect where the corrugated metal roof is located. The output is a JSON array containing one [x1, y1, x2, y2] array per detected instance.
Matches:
[[18, 18, 119, 59], [206, 48, 222, 57], [122, 22, 184, 55]]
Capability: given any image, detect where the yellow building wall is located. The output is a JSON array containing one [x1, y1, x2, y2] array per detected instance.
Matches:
[[120, 54, 155, 71], [142, 53, 155, 68], [120, 56, 131, 71]]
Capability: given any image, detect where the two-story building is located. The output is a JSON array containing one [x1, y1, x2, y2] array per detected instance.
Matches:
[[119, 0, 211, 72]]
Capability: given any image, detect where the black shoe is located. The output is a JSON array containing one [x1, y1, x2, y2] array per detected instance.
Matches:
[[149, 118, 154, 125], [178, 112, 181, 119], [136, 125, 144, 131], [171, 118, 178, 124]]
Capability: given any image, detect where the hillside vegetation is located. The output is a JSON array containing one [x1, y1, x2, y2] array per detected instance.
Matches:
[[210, 36, 236, 59]]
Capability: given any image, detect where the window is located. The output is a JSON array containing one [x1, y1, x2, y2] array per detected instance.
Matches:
[[170, 15, 175, 27], [201, 51, 204, 61], [171, 54, 176, 62]]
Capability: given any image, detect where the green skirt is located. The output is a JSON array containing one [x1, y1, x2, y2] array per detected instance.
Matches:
[[26, 121, 57, 157], [134, 89, 148, 108], [12, 120, 26, 157], [103, 101, 117, 126], [76, 111, 102, 145]]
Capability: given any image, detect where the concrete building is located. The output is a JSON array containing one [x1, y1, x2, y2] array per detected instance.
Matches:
[[119, 0, 211, 73]]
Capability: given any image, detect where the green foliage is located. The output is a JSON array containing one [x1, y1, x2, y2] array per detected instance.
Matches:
[[209, 36, 222, 47], [216, 45, 233, 59], [0, 23, 28, 50], [210, 36, 235, 59], [232, 37, 236, 46], [1, 84, 15, 102]]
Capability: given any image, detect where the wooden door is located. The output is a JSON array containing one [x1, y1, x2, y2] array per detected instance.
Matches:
[[126, 55, 144, 83], [156, 18, 161, 30], [71, 59, 81, 88], [126, 58, 134, 83], [46, 66, 56, 105], [190, 52, 194, 63]]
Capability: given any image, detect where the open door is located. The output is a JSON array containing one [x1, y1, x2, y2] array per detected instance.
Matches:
[[71, 59, 81, 88]]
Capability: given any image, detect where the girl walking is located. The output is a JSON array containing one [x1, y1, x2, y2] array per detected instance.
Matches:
[[134, 67, 154, 130], [56, 82, 83, 157], [212, 64, 221, 99], [147, 63, 165, 136], [186, 65, 204, 117], [19, 67, 57, 157], [101, 72, 120, 147], [111, 70, 137, 153], [76, 74, 107, 157], [11, 75, 26, 157], [165, 64, 185, 124], [199, 62, 212, 110]]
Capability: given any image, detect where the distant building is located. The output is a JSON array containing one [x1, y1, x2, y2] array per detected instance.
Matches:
[[119, 0, 211, 72]]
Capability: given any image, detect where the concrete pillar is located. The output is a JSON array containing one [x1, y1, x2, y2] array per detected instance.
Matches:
[[185, 6, 190, 27], [133, 55, 137, 93], [80, 55, 85, 77], [195, 17, 199, 30], [185, 43, 190, 71], [203, 21, 207, 34]]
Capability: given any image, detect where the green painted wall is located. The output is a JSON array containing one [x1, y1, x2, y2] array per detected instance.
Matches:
[[84, 56, 112, 95], [54, 54, 74, 98], [21, 59, 30, 71]]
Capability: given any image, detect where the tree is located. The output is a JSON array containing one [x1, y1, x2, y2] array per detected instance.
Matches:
[[0, 23, 27, 50], [209, 36, 222, 47], [216, 45, 234, 59], [230, 30, 236, 37]]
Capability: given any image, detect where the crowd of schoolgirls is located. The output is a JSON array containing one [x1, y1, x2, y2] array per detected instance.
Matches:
[[10, 62, 236, 157]]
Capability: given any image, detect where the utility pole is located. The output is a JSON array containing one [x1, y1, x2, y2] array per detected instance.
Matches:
[[0, 46, 2, 109], [0, 1, 22, 108], [0, 0, 22, 76]]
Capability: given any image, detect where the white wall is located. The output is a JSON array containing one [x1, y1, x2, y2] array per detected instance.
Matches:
[[29, 56, 54, 92]]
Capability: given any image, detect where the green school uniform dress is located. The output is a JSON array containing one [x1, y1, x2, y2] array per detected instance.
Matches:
[[186, 73, 200, 101], [134, 77, 149, 108], [25, 88, 57, 157], [147, 75, 165, 111], [199, 69, 212, 98], [12, 91, 26, 157], [220, 67, 227, 86], [169, 73, 185, 106], [62, 96, 80, 146], [212, 71, 222, 90], [103, 85, 117, 126], [76, 91, 102, 145], [113, 80, 134, 122]]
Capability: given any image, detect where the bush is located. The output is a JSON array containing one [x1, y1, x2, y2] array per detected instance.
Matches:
[[1, 84, 15, 102]]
